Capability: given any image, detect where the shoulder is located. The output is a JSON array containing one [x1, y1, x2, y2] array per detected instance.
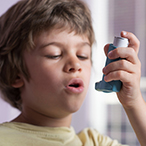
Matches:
[[0, 122, 26, 146], [0, 122, 15, 135], [0, 123, 15, 145], [77, 128, 128, 146]]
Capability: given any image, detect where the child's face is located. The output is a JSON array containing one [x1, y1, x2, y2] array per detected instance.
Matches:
[[21, 29, 91, 118]]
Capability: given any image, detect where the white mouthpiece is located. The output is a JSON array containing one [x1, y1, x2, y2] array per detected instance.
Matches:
[[113, 37, 129, 48]]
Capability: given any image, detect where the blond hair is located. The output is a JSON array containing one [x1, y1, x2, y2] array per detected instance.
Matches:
[[0, 0, 95, 110]]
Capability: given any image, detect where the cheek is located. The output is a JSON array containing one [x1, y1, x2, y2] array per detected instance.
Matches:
[[26, 61, 59, 88], [86, 69, 91, 85], [83, 64, 91, 86], [34, 69, 61, 88], [85, 63, 92, 76]]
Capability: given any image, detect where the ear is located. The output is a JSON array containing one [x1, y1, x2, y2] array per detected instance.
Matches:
[[11, 75, 24, 88]]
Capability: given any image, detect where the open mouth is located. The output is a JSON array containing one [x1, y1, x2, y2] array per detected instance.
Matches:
[[66, 78, 84, 93], [69, 83, 80, 88]]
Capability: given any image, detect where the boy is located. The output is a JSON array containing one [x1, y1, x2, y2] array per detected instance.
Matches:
[[0, 0, 145, 145]]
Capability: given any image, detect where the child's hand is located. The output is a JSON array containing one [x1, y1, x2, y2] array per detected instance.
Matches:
[[103, 31, 141, 109]]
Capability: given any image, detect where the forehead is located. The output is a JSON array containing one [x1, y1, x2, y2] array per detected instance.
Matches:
[[33, 29, 90, 49]]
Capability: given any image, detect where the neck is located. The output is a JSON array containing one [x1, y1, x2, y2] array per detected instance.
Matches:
[[12, 107, 72, 128]]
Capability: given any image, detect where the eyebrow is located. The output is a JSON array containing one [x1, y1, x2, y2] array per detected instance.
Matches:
[[39, 41, 91, 49], [76, 42, 91, 48]]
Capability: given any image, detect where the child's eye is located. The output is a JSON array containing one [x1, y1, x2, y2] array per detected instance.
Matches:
[[77, 55, 88, 60], [46, 55, 61, 59]]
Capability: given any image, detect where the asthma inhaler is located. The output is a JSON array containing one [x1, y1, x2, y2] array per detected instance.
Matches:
[[95, 36, 129, 93]]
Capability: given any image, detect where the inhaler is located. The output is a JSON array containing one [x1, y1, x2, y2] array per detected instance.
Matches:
[[95, 36, 129, 93]]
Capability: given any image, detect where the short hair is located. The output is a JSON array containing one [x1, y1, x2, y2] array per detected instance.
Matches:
[[0, 0, 95, 110]]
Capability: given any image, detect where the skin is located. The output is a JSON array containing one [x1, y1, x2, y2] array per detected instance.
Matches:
[[103, 31, 146, 146], [12, 30, 146, 145], [12, 29, 92, 127]]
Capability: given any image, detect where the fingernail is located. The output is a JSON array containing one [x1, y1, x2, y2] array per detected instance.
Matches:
[[104, 76, 108, 81], [108, 51, 113, 58], [122, 31, 127, 36], [103, 67, 106, 74]]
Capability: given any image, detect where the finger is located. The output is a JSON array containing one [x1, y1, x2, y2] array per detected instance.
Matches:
[[108, 47, 139, 64], [121, 31, 140, 54], [104, 44, 110, 56], [104, 70, 134, 83], [103, 59, 137, 75]]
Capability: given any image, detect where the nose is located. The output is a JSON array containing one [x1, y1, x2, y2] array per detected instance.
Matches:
[[63, 55, 82, 73]]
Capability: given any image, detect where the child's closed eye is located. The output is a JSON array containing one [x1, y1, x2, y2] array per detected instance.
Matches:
[[77, 55, 89, 60], [45, 55, 61, 59]]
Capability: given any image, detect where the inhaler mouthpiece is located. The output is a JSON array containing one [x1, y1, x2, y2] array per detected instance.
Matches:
[[113, 37, 129, 48]]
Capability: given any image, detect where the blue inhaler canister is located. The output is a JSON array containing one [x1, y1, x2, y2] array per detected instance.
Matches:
[[95, 36, 129, 93]]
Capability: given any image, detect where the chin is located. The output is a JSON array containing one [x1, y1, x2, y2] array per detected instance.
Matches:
[[70, 106, 81, 113], [67, 100, 84, 114], [62, 92, 87, 115]]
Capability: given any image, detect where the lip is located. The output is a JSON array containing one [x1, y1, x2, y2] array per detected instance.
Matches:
[[65, 78, 84, 94]]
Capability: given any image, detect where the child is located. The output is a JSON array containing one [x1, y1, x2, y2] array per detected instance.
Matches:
[[0, 0, 145, 145]]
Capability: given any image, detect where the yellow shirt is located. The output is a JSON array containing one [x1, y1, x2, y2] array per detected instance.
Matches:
[[0, 122, 128, 146]]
